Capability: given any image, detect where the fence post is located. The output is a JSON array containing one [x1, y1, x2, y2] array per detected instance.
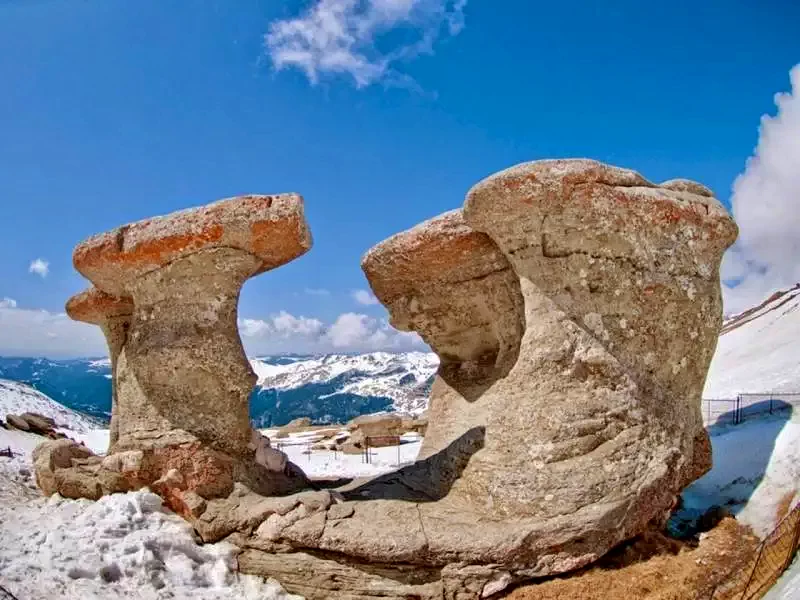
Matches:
[[736, 395, 742, 425], [782, 510, 800, 573]]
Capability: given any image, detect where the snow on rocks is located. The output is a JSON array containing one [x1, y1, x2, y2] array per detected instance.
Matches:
[[0, 489, 300, 600], [0, 379, 96, 434]]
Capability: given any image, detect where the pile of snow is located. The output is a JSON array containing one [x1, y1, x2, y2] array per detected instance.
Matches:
[[250, 352, 438, 414], [0, 490, 299, 600], [0, 378, 97, 433], [704, 285, 800, 398]]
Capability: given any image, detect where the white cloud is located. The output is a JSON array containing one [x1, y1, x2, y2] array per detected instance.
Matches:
[[325, 312, 423, 351], [722, 64, 800, 314], [28, 258, 50, 278], [273, 311, 325, 337], [0, 302, 426, 358], [238, 310, 425, 355], [265, 0, 467, 88], [239, 318, 273, 338], [352, 289, 379, 305], [0, 303, 106, 357], [304, 288, 331, 296]]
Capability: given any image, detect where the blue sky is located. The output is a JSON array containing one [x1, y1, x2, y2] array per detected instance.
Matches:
[[0, 0, 798, 357]]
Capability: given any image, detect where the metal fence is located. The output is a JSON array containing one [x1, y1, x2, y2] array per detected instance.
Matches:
[[738, 502, 800, 600], [702, 393, 800, 427]]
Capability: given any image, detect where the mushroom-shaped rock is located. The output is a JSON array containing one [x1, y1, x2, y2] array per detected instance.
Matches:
[[44, 194, 312, 510], [66, 288, 133, 448], [362, 210, 524, 459], [73, 194, 312, 296], [234, 161, 737, 599], [72, 194, 311, 458]]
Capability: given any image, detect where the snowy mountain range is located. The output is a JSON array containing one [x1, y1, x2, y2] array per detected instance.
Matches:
[[0, 352, 438, 427], [2, 283, 799, 428]]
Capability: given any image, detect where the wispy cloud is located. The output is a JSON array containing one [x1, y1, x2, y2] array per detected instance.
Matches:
[[28, 258, 49, 278], [722, 64, 800, 313], [265, 0, 467, 89], [305, 287, 331, 296], [0, 297, 17, 309], [351, 289, 379, 305]]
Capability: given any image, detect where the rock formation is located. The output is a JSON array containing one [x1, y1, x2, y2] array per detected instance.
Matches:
[[361, 210, 524, 461], [219, 160, 736, 598], [36, 194, 312, 512], [36, 161, 737, 599], [65, 287, 133, 449]]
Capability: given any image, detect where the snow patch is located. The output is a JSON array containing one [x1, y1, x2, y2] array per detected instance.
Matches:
[[704, 289, 800, 398], [0, 489, 300, 600]]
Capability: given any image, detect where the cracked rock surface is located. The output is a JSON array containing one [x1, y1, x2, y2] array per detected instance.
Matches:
[[36, 162, 736, 599], [37, 194, 312, 515], [220, 160, 736, 599]]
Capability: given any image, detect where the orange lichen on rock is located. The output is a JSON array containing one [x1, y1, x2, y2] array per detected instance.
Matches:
[[362, 210, 510, 303], [73, 193, 312, 295], [65, 287, 133, 324]]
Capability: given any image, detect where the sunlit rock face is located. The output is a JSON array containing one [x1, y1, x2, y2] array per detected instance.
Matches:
[[38, 194, 313, 514], [233, 160, 735, 599], [38, 161, 737, 600]]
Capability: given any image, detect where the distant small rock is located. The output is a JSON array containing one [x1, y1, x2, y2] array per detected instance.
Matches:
[[6, 414, 31, 432], [19, 412, 57, 435]]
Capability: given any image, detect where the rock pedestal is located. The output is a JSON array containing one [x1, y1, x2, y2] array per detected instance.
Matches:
[[65, 288, 133, 449], [222, 160, 736, 599], [36, 162, 737, 599], [37, 194, 313, 513]]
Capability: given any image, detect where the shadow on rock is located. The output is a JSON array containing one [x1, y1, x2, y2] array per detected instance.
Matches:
[[343, 426, 485, 502]]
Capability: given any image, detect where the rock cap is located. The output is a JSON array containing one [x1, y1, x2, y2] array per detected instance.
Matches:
[[361, 210, 509, 304], [465, 158, 737, 265], [66, 288, 134, 325], [73, 194, 312, 295]]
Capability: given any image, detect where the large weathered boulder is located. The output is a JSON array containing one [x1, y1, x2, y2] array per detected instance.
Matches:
[[38, 194, 312, 511], [226, 160, 736, 598], [65, 288, 133, 449]]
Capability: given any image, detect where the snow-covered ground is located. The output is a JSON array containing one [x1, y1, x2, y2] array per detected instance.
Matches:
[[704, 286, 800, 398], [264, 428, 423, 479], [0, 382, 298, 600], [0, 378, 97, 433], [0, 490, 299, 600]]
